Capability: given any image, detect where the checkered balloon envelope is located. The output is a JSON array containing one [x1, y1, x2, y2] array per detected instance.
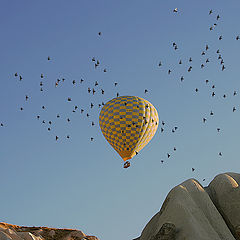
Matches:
[[99, 96, 159, 161]]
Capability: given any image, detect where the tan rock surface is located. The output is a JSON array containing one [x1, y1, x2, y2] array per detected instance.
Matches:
[[139, 175, 238, 240], [207, 172, 240, 239], [0, 223, 98, 240]]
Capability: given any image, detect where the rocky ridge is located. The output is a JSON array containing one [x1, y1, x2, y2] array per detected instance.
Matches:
[[136, 172, 240, 240], [0, 222, 99, 240]]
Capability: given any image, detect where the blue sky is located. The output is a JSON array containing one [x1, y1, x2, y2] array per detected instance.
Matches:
[[1, 1, 240, 239]]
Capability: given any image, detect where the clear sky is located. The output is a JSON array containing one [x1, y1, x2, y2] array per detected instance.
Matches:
[[1, 1, 240, 239]]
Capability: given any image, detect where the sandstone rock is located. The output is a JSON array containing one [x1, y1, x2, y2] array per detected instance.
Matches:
[[139, 177, 235, 240], [150, 222, 176, 240], [207, 172, 240, 240], [0, 231, 13, 240], [0, 223, 99, 240]]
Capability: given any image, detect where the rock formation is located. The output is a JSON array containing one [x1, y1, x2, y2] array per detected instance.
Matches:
[[136, 172, 240, 240], [0, 222, 99, 240]]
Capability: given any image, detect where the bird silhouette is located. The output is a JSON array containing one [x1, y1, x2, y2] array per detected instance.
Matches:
[[179, 60, 182, 64], [209, 9, 213, 15], [144, 89, 148, 94], [219, 35, 223, 40], [180, 76, 184, 82], [217, 14, 220, 20], [203, 118, 207, 123]]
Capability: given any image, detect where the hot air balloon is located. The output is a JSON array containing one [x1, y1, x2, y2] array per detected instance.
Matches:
[[99, 96, 159, 168]]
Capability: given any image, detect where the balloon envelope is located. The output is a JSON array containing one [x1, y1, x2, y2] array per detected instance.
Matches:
[[99, 96, 159, 161]]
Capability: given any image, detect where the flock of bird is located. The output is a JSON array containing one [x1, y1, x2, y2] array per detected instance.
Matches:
[[1, 8, 239, 176], [155, 9, 240, 178]]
